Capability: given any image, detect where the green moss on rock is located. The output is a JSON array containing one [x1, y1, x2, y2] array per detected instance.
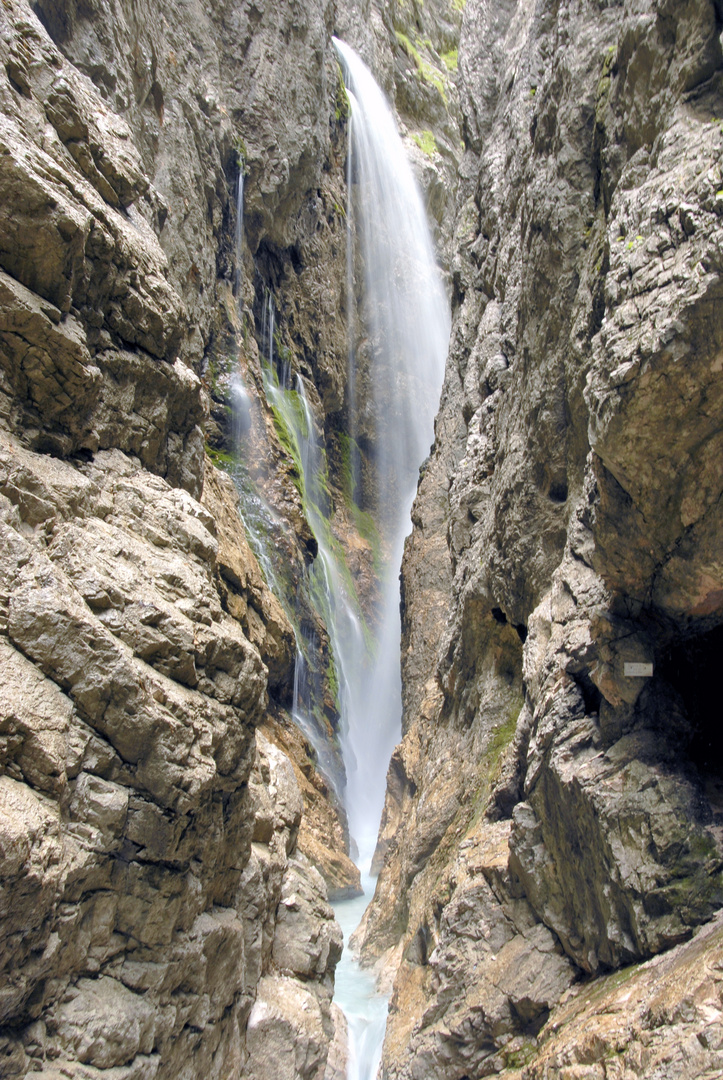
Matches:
[[395, 30, 450, 104], [411, 129, 439, 157]]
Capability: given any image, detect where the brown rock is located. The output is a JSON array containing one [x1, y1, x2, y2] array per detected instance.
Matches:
[[262, 714, 362, 901], [527, 912, 723, 1079]]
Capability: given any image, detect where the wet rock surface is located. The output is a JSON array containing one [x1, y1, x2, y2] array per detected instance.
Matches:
[[362, 0, 723, 1076], [261, 714, 362, 901]]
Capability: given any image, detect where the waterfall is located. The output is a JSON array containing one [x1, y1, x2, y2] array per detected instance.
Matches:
[[333, 37, 450, 866], [230, 373, 251, 445], [345, 110, 361, 499], [292, 626, 342, 795], [331, 37, 450, 1080], [253, 304, 356, 798], [231, 160, 254, 454], [228, 39, 448, 1079]]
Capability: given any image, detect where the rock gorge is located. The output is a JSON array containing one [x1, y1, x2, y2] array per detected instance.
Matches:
[[0, 2, 721, 1080]]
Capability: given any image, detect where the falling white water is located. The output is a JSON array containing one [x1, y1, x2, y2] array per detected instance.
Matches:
[[333, 36, 450, 867], [331, 37, 450, 1080], [268, 361, 389, 1068], [229, 41, 448, 1080], [345, 108, 361, 497], [334, 872, 389, 1080], [231, 161, 255, 446], [254, 301, 352, 797], [292, 627, 344, 794], [230, 373, 251, 445]]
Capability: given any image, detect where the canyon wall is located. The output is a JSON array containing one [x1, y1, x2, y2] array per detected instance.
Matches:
[[0, 0, 360, 1073], [0, 0, 462, 1071], [362, 0, 723, 1077], [3, 0, 721, 1076]]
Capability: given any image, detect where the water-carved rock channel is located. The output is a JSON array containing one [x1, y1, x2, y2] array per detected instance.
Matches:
[[1, 1, 723, 1078]]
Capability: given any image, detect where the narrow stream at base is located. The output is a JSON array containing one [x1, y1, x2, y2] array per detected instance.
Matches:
[[333, 870, 390, 1080]]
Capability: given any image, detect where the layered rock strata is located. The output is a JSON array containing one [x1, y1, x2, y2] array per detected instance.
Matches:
[[0, 0, 357, 1073], [0, 0, 468, 1065], [362, 0, 723, 1076], [0, 431, 342, 1078]]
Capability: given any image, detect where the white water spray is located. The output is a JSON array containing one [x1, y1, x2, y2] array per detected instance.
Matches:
[[331, 38, 450, 1080], [230, 161, 255, 450], [333, 37, 450, 866], [229, 41, 448, 1079], [255, 300, 352, 796]]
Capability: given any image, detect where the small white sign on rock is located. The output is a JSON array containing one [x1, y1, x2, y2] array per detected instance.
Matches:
[[624, 662, 653, 678]]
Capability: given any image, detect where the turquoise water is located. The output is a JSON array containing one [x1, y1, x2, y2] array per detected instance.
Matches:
[[333, 872, 389, 1080]]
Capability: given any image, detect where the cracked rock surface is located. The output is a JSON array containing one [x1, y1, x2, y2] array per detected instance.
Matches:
[[0, 430, 341, 1078], [362, 0, 723, 1076], [0, 0, 356, 1072]]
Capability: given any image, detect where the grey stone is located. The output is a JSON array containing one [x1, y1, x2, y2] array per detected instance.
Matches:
[[362, 1, 723, 1077]]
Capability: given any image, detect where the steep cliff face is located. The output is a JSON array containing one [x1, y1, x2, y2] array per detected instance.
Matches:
[[0, 0, 465, 1068], [7, 0, 720, 1074], [363, 0, 723, 1076], [0, 433, 344, 1078], [0, 0, 357, 1073]]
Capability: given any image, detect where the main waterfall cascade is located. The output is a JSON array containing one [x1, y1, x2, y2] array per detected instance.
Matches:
[[232, 38, 449, 1078], [332, 37, 450, 862], [332, 39, 450, 1079]]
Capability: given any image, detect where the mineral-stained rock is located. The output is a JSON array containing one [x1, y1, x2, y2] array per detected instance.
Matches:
[[239, 734, 343, 1080], [273, 855, 343, 980], [509, 670, 723, 975], [54, 975, 156, 1069], [0, 57, 184, 352], [0, 774, 65, 1024], [0, 268, 98, 423], [0, 0, 197, 485], [261, 713, 362, 900], [0, 635, 74, 795], [202, 464, 296, 699]]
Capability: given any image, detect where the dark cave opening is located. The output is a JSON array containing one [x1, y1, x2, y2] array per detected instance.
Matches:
[[572, 669, 603, 716], [665, 624, 723, 776]]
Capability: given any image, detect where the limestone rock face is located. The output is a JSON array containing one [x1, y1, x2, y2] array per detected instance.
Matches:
[[335, 0, 462, 258], [524, 910, 723, 1080], [262, 714, 362, 901], [363, 0, 723, 1076], [0, 0, 199, 490], [240, 735, 343, 1080], [0, 0, 355, 1072], [0, 427, 342, 1078], [201, 465, 296, 699]]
